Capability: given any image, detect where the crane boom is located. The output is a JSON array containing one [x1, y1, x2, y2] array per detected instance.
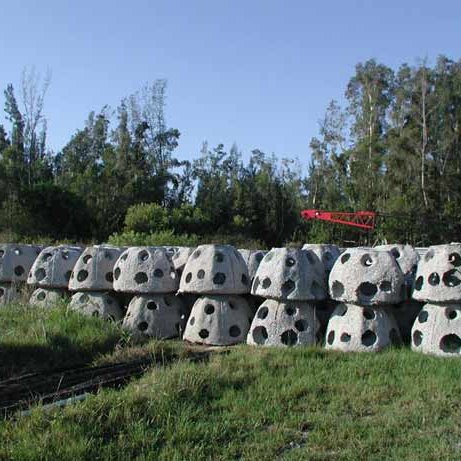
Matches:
[[300, 209, 377, 230]]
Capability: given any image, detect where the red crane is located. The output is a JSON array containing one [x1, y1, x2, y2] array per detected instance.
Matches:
[[300, 209, 377, 230]]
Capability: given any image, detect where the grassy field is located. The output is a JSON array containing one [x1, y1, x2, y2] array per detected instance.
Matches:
[[1, 304, 461, 460]]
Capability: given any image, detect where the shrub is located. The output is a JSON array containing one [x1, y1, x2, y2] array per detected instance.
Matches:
[[123, 203, 169, 234], [108, 230, 199, 247]]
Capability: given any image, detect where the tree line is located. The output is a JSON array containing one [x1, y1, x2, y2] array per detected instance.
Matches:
[[1, 57, 461, 248]]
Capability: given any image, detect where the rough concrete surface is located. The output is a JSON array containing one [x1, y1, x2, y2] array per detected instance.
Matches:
[[325, 303, 401, 352], [386, 300, 423, 344], [123, 294, 187, 339], [0, 283, 22, 305], [0, 244, 42, 283], [302, 243, 341, 274], [171, 247, 195, 278], [252, 248, 327, 301], [238, 249, 267, 281], [113, 247, 178, 294], [29, 288, 66, 308], [411, 303, 461, 356], [412, 244, 461, 302], [28, 245, 83, 288], [183, 295, 251, 345], [69, 291, 123, 320], [179, 245, 250, 295], [247, 299, 320, 347], [69, 245, 124, 291], [329, 248, 405, 305]]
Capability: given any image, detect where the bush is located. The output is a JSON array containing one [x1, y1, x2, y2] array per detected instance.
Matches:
[[123, 203, 169, 234], [108, 230, 199, 247]]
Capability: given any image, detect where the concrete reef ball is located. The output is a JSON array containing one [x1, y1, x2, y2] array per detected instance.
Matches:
[[325, 303, 401, 352], [247, 299, 320, 347], [0, 244, 42, 283], [386, 300, 423, 344], [302, 243, 341, 274], [0, 283, 22, 305], [69, 245, 124, 291], [412, 244, 461, 302], [252, 248, 327, 301], [123, 294, 187, 339], [69, 291, 123, 321], [329, 248, 405, 305], [375, 244, 419, 288], [113, 247, 178, 294], [183, 295, 251, 345], [238, 249, 267, 281], [29, 288, 66, 308], [179, 245, 250, 295], [28, 245, 83, 288], [171, 247, 195, 278], [411, 303, 461, 356]]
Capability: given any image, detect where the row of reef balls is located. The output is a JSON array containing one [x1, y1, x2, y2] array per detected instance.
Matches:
[[2, 241, 461, 357]]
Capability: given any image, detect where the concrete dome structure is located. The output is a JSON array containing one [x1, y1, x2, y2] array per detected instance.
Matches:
[[29, 288, 66, 308], [69, 291, 123, 321], [302, 244, 341, 274], [247, 299, 320, 347], [238, 249, 267, 281], [0, 283, 22, 305], [252, 248, 327, 301], [329, 248, 405, 306], [179, 245, 250, 295], [0, 244, 42, 283], [183, 295, 251, 345]]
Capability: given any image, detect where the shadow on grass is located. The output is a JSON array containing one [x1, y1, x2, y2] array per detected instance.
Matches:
[[0, 333, 121, 380]]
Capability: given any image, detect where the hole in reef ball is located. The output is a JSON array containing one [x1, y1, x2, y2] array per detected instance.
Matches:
[[363, 308, 376, 320], [262, 277, 272, 289], [114, 267, 121, 280], [134, 272, 148, 284], [121, 253, 128, 261], [443, 269, 461, 287], [42, 252, 53, 262], [83, 255, 92, 264], [189, 317, 195, 326], [341, 253, 351, 264], [138, 321, 148, 332], [311, 280, 324, 298], [37, 291, 46, 301], [80, 294, 89, 303], [414, 276, 423, 291], [418, 310, 428, 323], [428, 272, 440, 286], [153, 269, 164, 278], [360, 254, 373, 267], [340, 332, 351, 343], [413, 330, 423, 346], [336, 304, 348, 316], [252, 326, 268, 344], [35, 268, 46, 281], [285, 305, 296, 316], [286, 257, 296, 267], [358, 282, 378, 298], [213, 273, 226, 285], [61, 251, 69, 260], [185, 272, 192, 283], [215, 253, 224, 263], [327, 330, 335, 345], [197, 269, 205, 279], [77, 270, 88, 282], [229, 325, 241, 337], [105, 272, 114, 283], [379, 281, 392, 292], [449, 252, 461, 267], [199, 329, 209, 339], [281, 279, 295, 296], [228, 302, 237, 310], [65, 271, 72, 281], [138, 250, 149, 262], [281, 329, 298, 346], [440, 334, 461, 353], [424, 249, 434, 261], [390, 248, 401, 259], [0, 288, 4, 297], [331, 281, 345, 298], [14, 265, 25, 277], [0, 250, 4, 258], [92, 311, 99, 317], [204, 304, 215, 315], [257, 306, 269, 319], [147, 301, 158, 310], [446, 308, 457, 320], [305, 251, 315, 265], [241, 274, 248, 285], [361, 330, 377, 347], [294, 319, 308, 332]]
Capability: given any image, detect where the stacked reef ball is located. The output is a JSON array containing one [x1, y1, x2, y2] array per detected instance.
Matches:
[[28, 245, 82, 307], [247, 248, 327, 347], [117, 247, 187, 339], [411, 244, 461, 356], [68, 245, 124, 320], [180, 244, 252, 346], [325, 248, 404, 352], [0, 244, 42, 305]]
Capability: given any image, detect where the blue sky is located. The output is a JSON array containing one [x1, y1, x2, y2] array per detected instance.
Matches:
[[1, 0, 461, 164]]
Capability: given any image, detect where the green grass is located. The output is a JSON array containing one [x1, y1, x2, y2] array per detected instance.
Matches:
[[1, 305, 461, 460]]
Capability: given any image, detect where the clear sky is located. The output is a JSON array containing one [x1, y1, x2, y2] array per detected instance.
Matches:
[[1, 0, 461, 164]]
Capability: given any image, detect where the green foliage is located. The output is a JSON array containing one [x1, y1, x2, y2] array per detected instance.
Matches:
[[123, 203, 169, 233], [108, 230, 199, 247]]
